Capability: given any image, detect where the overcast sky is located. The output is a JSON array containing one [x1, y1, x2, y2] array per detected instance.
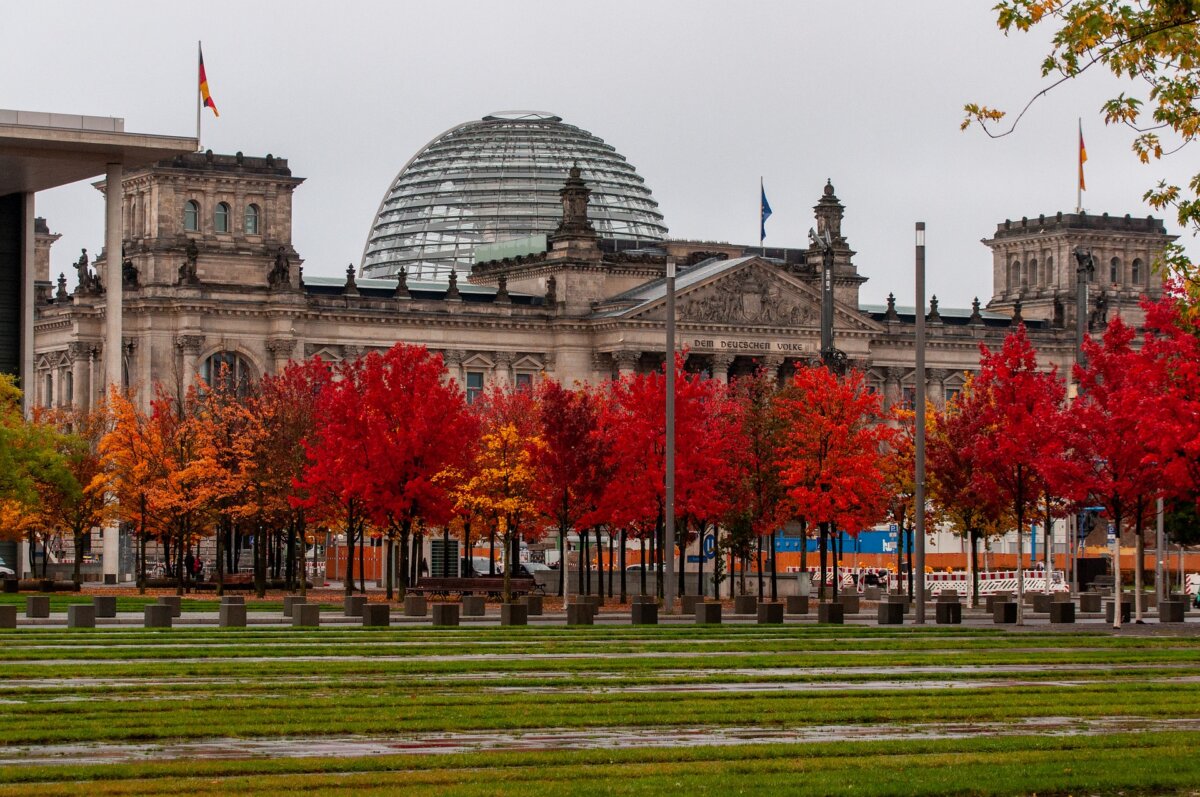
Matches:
[[4, 1, 1187, 309]]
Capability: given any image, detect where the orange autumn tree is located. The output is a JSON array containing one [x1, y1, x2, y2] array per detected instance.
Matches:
[[458, 385, 544, 603]]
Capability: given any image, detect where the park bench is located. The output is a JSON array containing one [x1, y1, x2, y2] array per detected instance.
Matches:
[[406, 576, 542, 598]]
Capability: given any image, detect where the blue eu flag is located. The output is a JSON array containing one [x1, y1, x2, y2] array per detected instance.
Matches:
[[760, 180, 772, 243]]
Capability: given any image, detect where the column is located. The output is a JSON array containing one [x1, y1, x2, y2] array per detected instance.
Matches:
[[441, 349, 464, 386], [710, 352, 734, 384], [175, 335, 203, 391], [266, 338, 296, 375], [613, 349, 640, 377], [762, 355, 784, 384], [69, 343, 90, 410], [928, 368, 948, 406], [104, 163, 124, 390], [883, 367, 903, 410], [493, 351, 514, 387]]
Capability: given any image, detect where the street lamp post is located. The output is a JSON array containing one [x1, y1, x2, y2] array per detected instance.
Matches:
[[809, 228, 845, 373], [664, 258, 677, 614], [914, 222, 927, 625]]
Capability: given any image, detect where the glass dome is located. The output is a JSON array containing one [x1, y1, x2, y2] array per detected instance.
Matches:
[[361, 112, 669, 280]]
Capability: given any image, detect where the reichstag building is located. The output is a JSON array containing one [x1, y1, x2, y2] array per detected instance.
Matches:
[[30, 111, 1171, 411]]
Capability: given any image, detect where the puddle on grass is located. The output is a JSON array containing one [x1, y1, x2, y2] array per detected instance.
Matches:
[[2, 716, 1195, 767]]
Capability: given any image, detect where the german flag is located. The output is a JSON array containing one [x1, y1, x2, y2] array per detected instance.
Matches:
[[1078, 123, 1087, 191], [199, 45, 219, 118]]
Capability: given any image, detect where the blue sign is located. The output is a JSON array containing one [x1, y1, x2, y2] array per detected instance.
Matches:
[[703, 534, 716, 558]]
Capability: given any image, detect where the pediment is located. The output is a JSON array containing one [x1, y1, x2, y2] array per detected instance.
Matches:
[[628, 258, 880, 332]]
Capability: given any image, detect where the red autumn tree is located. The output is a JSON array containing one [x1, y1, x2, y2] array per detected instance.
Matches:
[[775, 364, 893, 600], [359, 344, 477, 599], [534, 378, 606, 597], [971, 326, 1070, 619], [1072, 314, 1183, 622]]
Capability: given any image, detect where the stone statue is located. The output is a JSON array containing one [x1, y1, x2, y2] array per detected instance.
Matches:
[[446, 268, 461, 300], [545, 275, 557, 304], [179, 238, 200, 285], [1052, 296, 1065, 328], [394, 266, 410, 299], [1090, 288, 1109, 330], [268, 246, 291, 288], [121, 245, 138, 288], [75, 249, 89, 286]]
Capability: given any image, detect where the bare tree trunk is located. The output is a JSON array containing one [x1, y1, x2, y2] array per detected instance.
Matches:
[[385, 536, 394, 601], [619, 529, 627, 603], [770, 530, 778, 602], [344, 516, 356, 597]]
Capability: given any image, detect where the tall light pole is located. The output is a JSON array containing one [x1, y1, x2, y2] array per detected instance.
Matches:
[[664, 258, 677, 614], [809, 227, 844, 373], [914, 222, 927, 624]]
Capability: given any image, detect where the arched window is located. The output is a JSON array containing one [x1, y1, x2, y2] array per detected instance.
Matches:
[[1029, 258, 1038, 286], [43, 373, 53, 407], [201, 351, 254, 397], [215, 202, 231, 234], [1010, 260, 1021, 291], [244, 203, 260, 235], [62, 371, 73, 406], [1045, 255, 1053, 285], [1020, 259, 1028, 288], [1131, 258, 1143, 285], [183, 200, 200, 232], [1110, 257, 1121, 284]]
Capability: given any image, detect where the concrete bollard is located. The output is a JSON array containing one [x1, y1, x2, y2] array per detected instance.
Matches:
[[220, 595, 245, 605], [219, 603, 247, 628], [404, 595, 428, 617], [1159, 600, 1185, 623], [757, 602, 784, 624], [362, 604, 390, 627], [838, 594, 861, 615], [431, 603, 460, 627], [282, 596, 305, 618], [0, 605, 15, 629], [993, 601, 1018, 624], [144, 604, 173, 628], [292, 604, 320, 627], [1079, 592, 1103, 613], [817, 602, 845, 624], [67, 604, 95, 629], [26, 595, 50, 618], [1105, 599, 1133, 624], [520, 594, 543, 616], [344, 595, 367, 617], [785, 595, 809, 615], [2, 578, 17, 594], [501, 603, 527, 626], [1031, 593, 1054, 613], [157, 595, 182, 618], [695, 602, 722, 625], [680, 595, 702, 615], [462, 596, 486, 616], [734, 595, 757, 615], [92, 596, 117, 618]]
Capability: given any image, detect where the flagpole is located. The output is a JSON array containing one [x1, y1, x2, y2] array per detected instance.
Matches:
[[196, 41, 203, 151], [759, 177, 764, 249], [1076, 118, 1082, 213]]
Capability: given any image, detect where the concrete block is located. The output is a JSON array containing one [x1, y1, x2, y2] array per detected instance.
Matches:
[[1049, 602, 1075, 624], [993, 601, 1017, 624], [431, 603, 460, 627], [838, 594, 860, 615], [362, 604, 390, 627], [219, 604, 246, 627], [501, 603, 527, 626], [157, 596, 182, 618], [1079, 592, 1103, 613], [462, 596, 486, 616], [935, 601, 961, 625], [25, 596, 49, 618], [292, 603, 320, 627], [877, 601, 904, 625], [520, 594, 543, 616], [67, 604, 95, 628], [220, 595, 244, 605], [144, 604, 172, 628], [757, 602, 784, 624], [344, 595, 367, 617], [985, 593, 1013, 613], [0, 605, 15, 628], [1031, 593, 1054, 613], [785, 595, 809, 615], [817, 602, 844, 624], [404, 595, 427, 617], [937, 589, 960, 602], [1159, 599, 1185, 623], [680, 594, 702, 615], [567, 602, 593, 625], [1106, 599, 1132, 624], [282, 596, 305, 618], [92, 596, 117, 618], [631, 602, 658, 625], [695, 602, 722, 625], [862, 586, 881, 601], [734, 595, 757, 615]]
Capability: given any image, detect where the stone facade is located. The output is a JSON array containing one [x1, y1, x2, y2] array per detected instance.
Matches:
[[30, 152, 1171, 413]]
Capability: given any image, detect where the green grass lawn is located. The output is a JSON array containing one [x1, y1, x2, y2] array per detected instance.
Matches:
[[2, 625, 1198, 794]]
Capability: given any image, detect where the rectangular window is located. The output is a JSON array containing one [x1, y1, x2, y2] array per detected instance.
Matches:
[[944, 387, 961, 403], [515, 372, 533, 390], [466, 371, 484, 404], [901, 386, 916, 409]]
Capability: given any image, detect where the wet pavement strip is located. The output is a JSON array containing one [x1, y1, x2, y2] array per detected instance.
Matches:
[[4, 716, 1199, 767]]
